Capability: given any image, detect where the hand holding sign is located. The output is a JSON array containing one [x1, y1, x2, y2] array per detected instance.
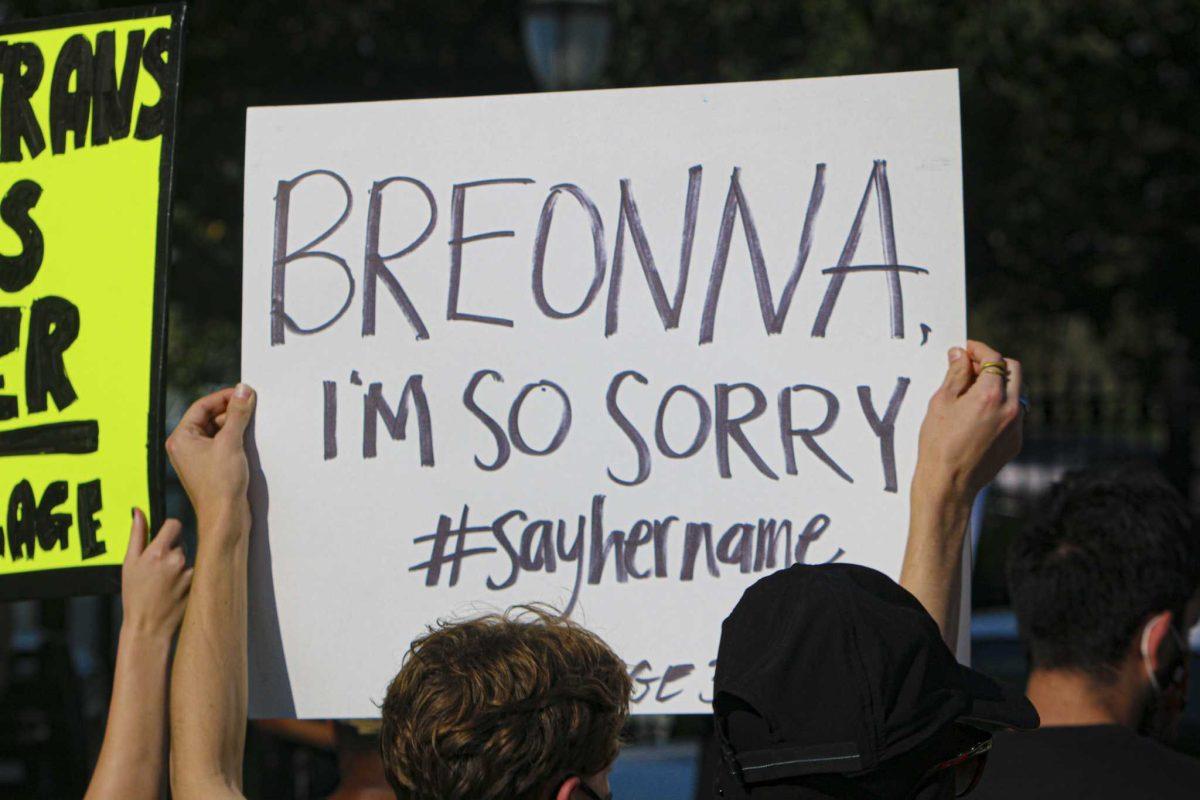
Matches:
[[166, 385, 256, 533], [902, 340, 1024, 645], [915, 341, 1023, 501]]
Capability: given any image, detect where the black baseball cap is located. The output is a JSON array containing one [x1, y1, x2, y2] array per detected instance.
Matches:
[[713, 563, 1037, 795]]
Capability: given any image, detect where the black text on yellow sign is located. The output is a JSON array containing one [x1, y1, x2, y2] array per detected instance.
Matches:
[[0, 4, 184, 599]]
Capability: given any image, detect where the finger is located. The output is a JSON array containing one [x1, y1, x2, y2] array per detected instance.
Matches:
[[965, 340, 1006, 400], [126, 508, 148, 561], [965, 340, 1002, 368], [148, 518, 185, 554], [939, 346, 972, 397], [179, 568, 194, 595], [167, 547, 187, 571], [177, 388, 236, 437], [1002, 357, 1023, 416], [218, 383, 257, 443], [215, 412, 228, 429]]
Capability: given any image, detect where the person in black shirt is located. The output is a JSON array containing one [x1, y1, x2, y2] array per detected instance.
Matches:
[[973, 466, 1200, 799]]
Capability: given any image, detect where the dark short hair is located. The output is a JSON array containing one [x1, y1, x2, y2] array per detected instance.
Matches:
[[1007, 464, 1200, 677], [379, 605, 631, 800]]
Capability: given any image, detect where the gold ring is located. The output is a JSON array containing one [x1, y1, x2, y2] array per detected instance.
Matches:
[[979, 362, 1008, 377]]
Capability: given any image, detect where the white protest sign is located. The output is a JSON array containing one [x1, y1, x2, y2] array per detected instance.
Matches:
[[241, 69, 966, 718]]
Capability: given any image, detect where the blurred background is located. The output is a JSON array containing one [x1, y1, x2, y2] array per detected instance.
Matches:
[[0, 0, 1198, 797]]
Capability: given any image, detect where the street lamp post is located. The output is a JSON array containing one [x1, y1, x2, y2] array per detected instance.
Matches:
[[521, 0, 614, 91]]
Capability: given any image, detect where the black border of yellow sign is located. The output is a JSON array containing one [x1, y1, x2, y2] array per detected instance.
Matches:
[[0, 3, 184, 600]]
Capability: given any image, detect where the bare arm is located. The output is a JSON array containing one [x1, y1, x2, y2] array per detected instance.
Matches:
[[84, 511, 191, 800], [167, 385, 256, 800], [902, 468, 974, 647], [900, 342, 1023, 645]]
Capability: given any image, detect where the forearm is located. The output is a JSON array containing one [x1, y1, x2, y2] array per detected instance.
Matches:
[[84, 629, 172, 800], [170, 505, 251, 800], [900, 467, 972, 647]]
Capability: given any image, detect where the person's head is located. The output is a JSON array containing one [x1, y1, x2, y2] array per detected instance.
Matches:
[[713, 564, 1037, 800], [379, 605, 631, 800], [1008, 464, 1200, 736]]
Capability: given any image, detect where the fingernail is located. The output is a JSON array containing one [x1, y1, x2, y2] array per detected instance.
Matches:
[[948, 347, 964, 362], [234, 382, 253, 400]]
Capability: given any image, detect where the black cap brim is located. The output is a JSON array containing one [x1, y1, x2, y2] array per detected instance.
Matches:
[[957, 664, 1040, 731]]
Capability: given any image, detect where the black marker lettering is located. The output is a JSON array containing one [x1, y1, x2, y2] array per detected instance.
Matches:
[[322, 380, 337, 460], [271, 170, 355, 345], [795, 514, 841, 564], [91, 29, 144, 145], [49, 34, 93, 154], [26, 296, 80, 413], [586, 494, 627, 584], [0, 421, 98, 457], [77, 479, 105, 560], [717, 522, 754, 573], [606, 370, 650, 486], [655, 384, 711, 459], [657, 663, 694, 703], [508, 380, 571, 456], [0, 308, 19, 420], [622, 519, 654, 579], [605, 166, 702, 336], [0, 42, 46, 162], [134, 27, 170, 140], [5, 479, 36, 560], [629, 660, 654, 704], [531, 184, 606, 319], [463, 369, 510, 471], [409, 506, 495, 588], [812, 161, 926, 338], [753, 518, 793, 571], [651, 517, 675, 578], [778, 384, 853, 483], [557, 515, 587, 616], [447, 178, 532, 327], [519, 519, 555, 571], [857, 377, 911, 492], [699, 165, 825, 344], [486, 509, 524, 591], [680, 522, 718, 580], [362, 376, 434, 465], [363, 177, 436, 339], [714, 383, 778, 480], [0, 179, 44, 292]]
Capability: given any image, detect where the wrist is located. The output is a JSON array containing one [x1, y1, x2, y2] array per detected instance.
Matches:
[[197, 497, 251, 539], [911, 461, 974, 511], [118, 620, 176, 649], [910, 465, 973, 541], [196, 501, 253, 556]]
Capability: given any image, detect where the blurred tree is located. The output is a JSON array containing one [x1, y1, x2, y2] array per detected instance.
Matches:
[[3, 0, 1197, 396]]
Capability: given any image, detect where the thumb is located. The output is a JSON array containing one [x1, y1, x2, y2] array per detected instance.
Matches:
[[126, 507, 148, 562], [940, 347, 972, 397], [218, 382, 256, 442]]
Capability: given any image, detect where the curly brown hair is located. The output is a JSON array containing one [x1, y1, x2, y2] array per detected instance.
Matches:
[[379, 605, 632, 800]]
